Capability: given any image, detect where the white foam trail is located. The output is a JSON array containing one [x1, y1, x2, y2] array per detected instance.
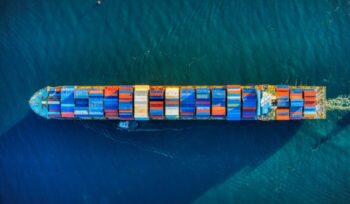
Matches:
[[326, 95, 350, 111]]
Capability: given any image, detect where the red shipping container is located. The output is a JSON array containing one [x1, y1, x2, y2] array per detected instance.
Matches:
[[304, 91, 316, 97], [104, 86, 119, 96]]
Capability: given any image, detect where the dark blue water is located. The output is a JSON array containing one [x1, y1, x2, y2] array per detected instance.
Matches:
[[1, 0, 350, 203]]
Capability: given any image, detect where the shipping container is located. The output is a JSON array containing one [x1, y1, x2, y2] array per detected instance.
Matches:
[[276, 108, 290, 120], [180, 87, 195, 119], [290, 88, 303, 120], [276, 85, 290, 108], [60, 86, 75, 118], [104, 86, 119, 119], [149, 86, 165, 119], [74, 88, 89, 118], [226, 85, 241, 120], [134, 85, 149, 121], [89, 88, 104, 118], [303, 89, 317, 119], [165, 87, 179, 119], [48, 87, 61, 118], [242, 87, 257, 120], [275, 85, 290, 120], [211, 86, 226, 119], [119, 85, 133, 120], [196, 87, 211, 119]]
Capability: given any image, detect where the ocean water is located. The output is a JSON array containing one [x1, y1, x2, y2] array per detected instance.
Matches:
[[1, 0, 350, 203]]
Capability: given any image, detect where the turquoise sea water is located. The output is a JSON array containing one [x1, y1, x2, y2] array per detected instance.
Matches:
[[1, 0, 350, 203]]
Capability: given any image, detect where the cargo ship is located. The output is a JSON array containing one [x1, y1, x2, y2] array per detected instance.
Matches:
[[29, 85, 326, 123]]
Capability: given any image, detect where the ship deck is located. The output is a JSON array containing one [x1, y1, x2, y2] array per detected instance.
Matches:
[[30, 85, 326, 121]]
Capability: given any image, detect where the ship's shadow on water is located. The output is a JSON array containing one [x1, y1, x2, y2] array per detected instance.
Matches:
[[312, 112, 350, 150], [0, 112, 301, 204]]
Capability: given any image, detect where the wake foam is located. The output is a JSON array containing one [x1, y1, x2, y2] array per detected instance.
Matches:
[[326, 95, 350, 111]]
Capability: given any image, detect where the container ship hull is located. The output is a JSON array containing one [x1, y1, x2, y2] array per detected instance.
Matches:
[[29, 85, 326, 121]]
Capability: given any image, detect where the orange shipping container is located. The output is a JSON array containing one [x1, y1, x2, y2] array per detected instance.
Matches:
[[304, 92, 316, 97], [166, 101, 179, 105], [303, 114, 316, 118], [276, 108, 289, 114], [276, 115, 290, 120], [276, 92, 290, 97], [290, 94, 302, 98], [276, 88, 290, 91], [104, 86, 119, 96], [304, 97, 316, 102]]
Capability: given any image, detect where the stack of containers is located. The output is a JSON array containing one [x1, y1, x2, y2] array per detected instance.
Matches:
[[276, 108, 289, 120], [119, 85, 133, 120], [261, 91, 272, 115], [275, 85, 290, 120], [303, 88, 317, 118], [89, 88, 104, 118], [165, 87, 179, 119], [149, 86, 165, 119], [180, 87, 195, 119], [74, 88, 89, 118], [226, 85, 241, 120], [196, 87, 210, 119], [60, 86, 75, 118], [48, 87, 61, 118], [276, 85, 290, 107], [290, 88, 303, 120], [242, 87, 257, 120], [211, 87, 226, 119], [134, 85, 149, 121], [104, 86, 119, 119]]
